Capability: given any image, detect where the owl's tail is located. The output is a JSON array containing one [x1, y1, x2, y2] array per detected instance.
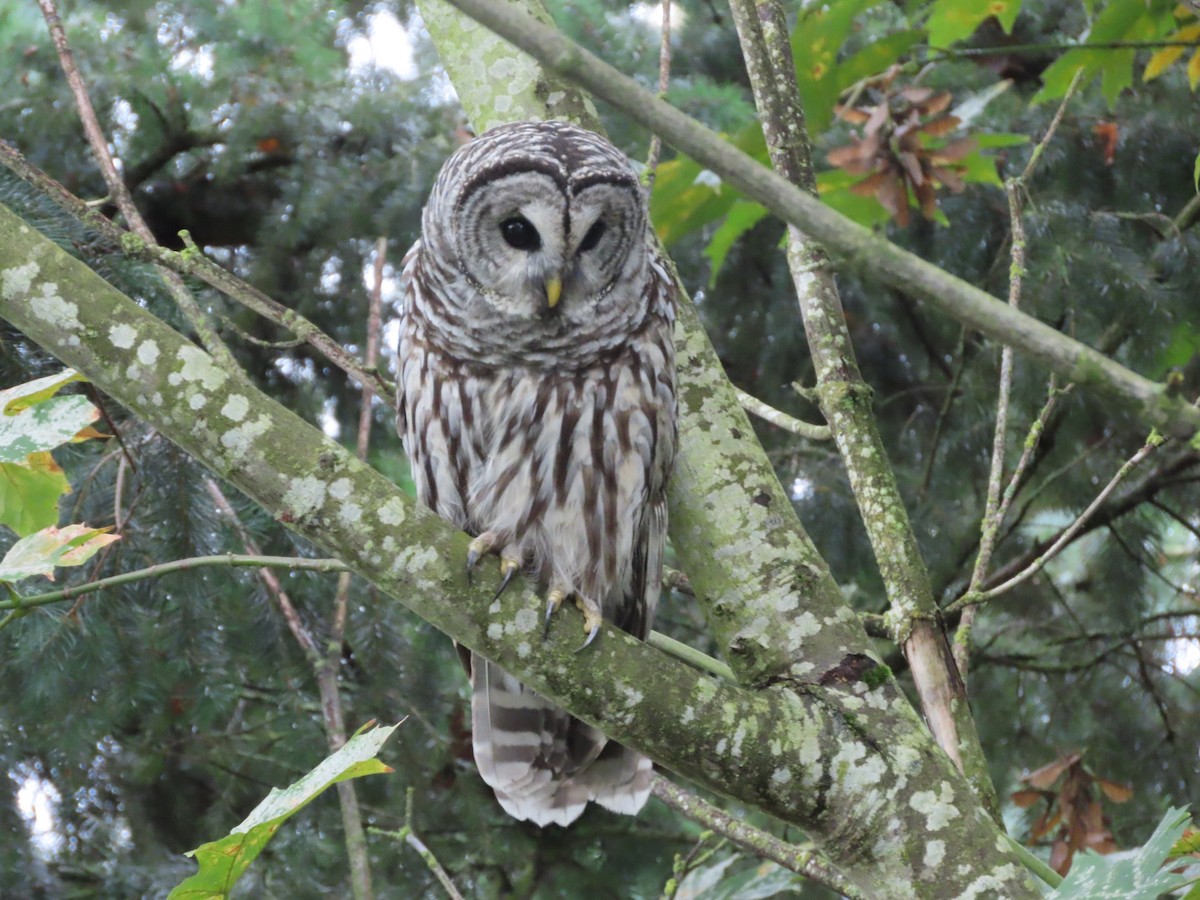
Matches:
[[470, 656, 653, 827]]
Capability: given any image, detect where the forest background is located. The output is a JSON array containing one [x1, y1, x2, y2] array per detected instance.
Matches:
[[1, 0, 1199, 897]]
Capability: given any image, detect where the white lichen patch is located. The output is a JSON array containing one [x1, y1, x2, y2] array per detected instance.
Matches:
[[487, 622, 504, 641], [680, 705, 695, 724], [338, 502, 363, 526], [844, 749, 887, 791], [923, 838, 945, 871], [381, 535, 396, 553], [692, 677, 717, 703], [378, 496, 406, 526], [283, 475, 327, 519], [1, 261, 39, 298], [909, 784, 960, 831], [169, 345, 227, 391], [730, 723, 747, 758], [31, 282, 82, 338], [329, 478, 353, 500], [770, 766, 792, 785], [137, 340, 160, 366], [513, 607, 538, 634], [957, 864, 1022, 899], [621, 686, 644, 707], [189, 394, 205, 410], [221, 394, 249, 422], [516, 640, 531, 659], [221, 415, 270, 458], [797, 725, 821, 767], [787, 611, 820, 642], [394, 544, 439, 580], [108, 323, 136, 349]]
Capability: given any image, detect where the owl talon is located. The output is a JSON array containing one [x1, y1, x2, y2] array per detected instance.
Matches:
[[492, 556, 521, 601], [466, 531, 500, 584], [574, 596, 604, 651], [543, 587, 568, 640], [577, 621, 602, 652]]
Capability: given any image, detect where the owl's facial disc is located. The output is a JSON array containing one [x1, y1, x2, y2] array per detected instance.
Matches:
[[454, 171, 644, 324]]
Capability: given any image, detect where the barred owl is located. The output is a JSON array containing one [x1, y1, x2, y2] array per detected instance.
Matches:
[[396, 121, 677, 827]]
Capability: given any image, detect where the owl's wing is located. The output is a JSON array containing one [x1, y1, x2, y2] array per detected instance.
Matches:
[[394, 240, 420, 440]]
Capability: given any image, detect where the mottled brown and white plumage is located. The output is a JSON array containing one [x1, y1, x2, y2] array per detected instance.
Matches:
[[395, 121, 677, 826]]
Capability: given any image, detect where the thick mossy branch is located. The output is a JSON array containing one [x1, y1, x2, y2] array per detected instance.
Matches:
[[440, 0, 1200, 443]]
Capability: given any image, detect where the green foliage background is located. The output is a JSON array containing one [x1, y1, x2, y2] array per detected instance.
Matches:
[[1, 0, 1198, 896]]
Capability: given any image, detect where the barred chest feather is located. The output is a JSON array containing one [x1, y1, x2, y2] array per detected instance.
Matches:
[[397, 262, 676, 632]]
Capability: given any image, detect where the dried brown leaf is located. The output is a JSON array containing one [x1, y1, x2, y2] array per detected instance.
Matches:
[[919, 115, 960, 137], [1011, 790, 1045, 808], [1097, 779, 1133, 803], [932, 166, 965, 192], [931, 136, 979, 163], [1022, 753, 1082, 789], [835, 105, 871, 124], [1050, 838, 1072, 875], [916, 91, 953, 117]]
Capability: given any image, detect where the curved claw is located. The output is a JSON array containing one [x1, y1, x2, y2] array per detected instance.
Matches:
[[576, 622, 602, 652], [466, 531, 499, 587], [492, 559, 520, 602], [543, 588, 567, 641], [575, 598, 604, 652]]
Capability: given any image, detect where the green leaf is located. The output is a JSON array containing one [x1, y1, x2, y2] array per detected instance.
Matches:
[[0, 369, 87, 414], [704, 200, 770, 286], [1049, 807, 1192, 899], [0, 455, 70, 537], [168, 722, 401, 900], [676, 856, 804, 900], [791, 0, 880, 131], [1193, 146, 1199, 192], [0, 395, 100, 464], [974, 132, 1034, 148], [927, 0, 1022, 49], [817, 169, 893, 227], [0, 524, 119, 583], [1033, 0, 1179, 105]]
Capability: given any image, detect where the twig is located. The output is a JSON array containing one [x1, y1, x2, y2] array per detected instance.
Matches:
[[955, 71, 1084, 678], [34, 0, 243, 378], [650, 775, 864, 899], [0, 554, 348, 614], [371, 788, 464, 900], [322, 237, 389, 900], [950, 434, 1165, 612], [643, 0, 672, 187], [932, 39, 1200, 60], [663, 831, 725, 900], [647, 632, 734, 680], [0, 140, 392, 405], [736, 389, 830, 440]]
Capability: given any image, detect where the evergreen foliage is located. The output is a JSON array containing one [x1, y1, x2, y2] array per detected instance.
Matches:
[[1, 0, 1198, 896]]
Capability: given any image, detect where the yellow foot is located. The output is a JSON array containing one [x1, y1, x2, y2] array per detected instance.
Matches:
[[542, 585, 569, 639], [575, 595, 603, 650], [493, 552, 521, 601], [465, 531, 499, 582]]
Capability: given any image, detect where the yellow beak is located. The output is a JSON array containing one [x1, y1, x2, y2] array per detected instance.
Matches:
[[544, 277, 562, 309]]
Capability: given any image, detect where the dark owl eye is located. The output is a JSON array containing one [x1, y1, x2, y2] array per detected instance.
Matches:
[[579, 220, 607, 252], [500, 216, 541, 251]]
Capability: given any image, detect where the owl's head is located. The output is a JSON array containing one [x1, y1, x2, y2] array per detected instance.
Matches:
[[421, 122, 651, 336]]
